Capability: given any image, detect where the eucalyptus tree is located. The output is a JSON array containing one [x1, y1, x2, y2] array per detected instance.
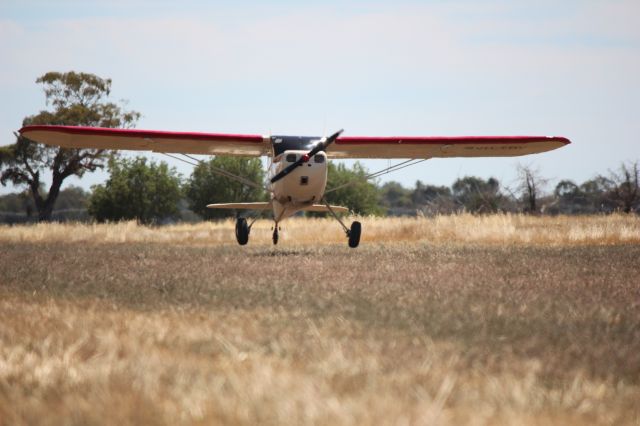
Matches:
[[0, 72, 140, 221]]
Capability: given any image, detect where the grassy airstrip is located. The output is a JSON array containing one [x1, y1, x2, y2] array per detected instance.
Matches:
[[1, 214, 639, 425]]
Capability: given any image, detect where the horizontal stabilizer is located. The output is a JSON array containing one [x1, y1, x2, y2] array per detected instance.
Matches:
[[206, 202, 350, 213], [302, 204, 349, 213], [207, 202, 271, 210]]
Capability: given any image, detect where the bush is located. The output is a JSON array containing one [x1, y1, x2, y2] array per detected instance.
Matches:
[[88, 157, 181, 224]]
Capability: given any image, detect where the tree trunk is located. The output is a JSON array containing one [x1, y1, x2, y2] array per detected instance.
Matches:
[[526, 174, 537, 213], [528, 191, 536, 213], [37, 175, 63, 222]]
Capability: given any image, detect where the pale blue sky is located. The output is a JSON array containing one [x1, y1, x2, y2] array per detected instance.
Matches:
[[1, 0, 638, 194]]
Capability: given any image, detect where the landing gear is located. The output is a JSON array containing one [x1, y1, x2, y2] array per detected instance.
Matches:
[[235, 217, 249, 245], [348, 221, 361, 248], [322, 199, 362, 248], [272, 225, 279, 245]]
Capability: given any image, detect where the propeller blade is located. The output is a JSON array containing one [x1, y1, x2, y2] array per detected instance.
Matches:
[[325, 128, 344, 147], [270, 129, 343, 184]]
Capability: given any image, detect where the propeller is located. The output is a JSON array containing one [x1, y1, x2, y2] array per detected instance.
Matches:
[[270, 128, 343, 184]]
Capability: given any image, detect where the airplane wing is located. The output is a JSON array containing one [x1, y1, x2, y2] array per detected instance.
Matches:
[[328, 135, 570, 159], [18, 125, 270, 156], [19, 125, 570, 159]]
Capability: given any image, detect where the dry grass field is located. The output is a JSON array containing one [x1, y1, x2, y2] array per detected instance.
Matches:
[[1, 214, 639, 425]]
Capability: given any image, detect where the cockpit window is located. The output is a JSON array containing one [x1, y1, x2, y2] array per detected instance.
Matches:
[[286, 153, 297, 163], [314, 154, 325, 163]]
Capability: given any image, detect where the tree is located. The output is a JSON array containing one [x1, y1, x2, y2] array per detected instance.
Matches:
[[452, 176, 505, 213], [515, 164, 548, 213], [0, 71, 140, 221], [380, 181, 413, 215], [322, 162, 382, 216], [608, 161, 639, 213], [411, 180, 453, 214], [88, 157, 182, 224], [552, 180, 583, 213], [185, 157, 266, 219], [555, 180, 581, 200], [580, 176, 616, 213], [411, 181, 451, 206]]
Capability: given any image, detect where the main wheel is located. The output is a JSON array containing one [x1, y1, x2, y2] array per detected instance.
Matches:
[[235, 217, 249, 245], [272, 226, 279, 245], [348, 221, 361, 248]]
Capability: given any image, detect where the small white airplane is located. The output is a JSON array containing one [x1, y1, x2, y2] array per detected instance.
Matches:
[[19, 125, 570, 247]]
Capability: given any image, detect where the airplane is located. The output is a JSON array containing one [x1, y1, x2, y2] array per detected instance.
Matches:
[[19, 125, 570, 247]]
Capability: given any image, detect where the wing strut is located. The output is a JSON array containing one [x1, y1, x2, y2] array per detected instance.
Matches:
[[324, 158, 429, 195], [160, 151, 273, 193]]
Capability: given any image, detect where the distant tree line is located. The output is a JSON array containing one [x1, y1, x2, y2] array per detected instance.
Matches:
[[1, 71, 638, 224], [0, 185, 91, 224], [378, 161, 639, 216], [1, 158, 638, 224]]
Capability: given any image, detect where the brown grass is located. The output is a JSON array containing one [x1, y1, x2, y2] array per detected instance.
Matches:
[[0, 213, 639, 246], [1, 216, 639, 425]]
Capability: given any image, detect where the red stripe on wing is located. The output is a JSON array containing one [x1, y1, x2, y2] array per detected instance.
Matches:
[[19, 125, 265, 144], [336, 136, 571, 145]]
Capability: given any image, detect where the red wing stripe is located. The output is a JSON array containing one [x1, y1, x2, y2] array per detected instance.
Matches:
[[19, 125, 265, 144], [336, 136, 571, 145]]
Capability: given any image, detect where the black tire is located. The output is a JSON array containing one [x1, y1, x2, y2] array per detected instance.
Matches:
[[348, 221, 361, 248], [272, 226, 279, 245], [235, 217, 249, 245]]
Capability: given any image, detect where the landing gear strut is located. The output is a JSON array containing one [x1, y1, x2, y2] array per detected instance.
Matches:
[[235, 217, 249, 245], [323, 199, 362, 248]]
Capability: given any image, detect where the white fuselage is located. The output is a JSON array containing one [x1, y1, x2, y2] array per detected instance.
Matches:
[[268, 150, 328, 221]]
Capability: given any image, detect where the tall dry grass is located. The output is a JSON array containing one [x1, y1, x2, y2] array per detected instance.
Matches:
[[0, 213, 639, 246], [1, 241, 639, 425], [1, 215, 639, 425]]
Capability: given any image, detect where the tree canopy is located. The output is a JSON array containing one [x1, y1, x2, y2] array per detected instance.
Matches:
[[380, 181, 412, 211], [322, 162, 382, 216], [452, 176, 505, 213], [0, 71, 140, 221], [88, 157, 182, 224], [185, 157, 266, 219]]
